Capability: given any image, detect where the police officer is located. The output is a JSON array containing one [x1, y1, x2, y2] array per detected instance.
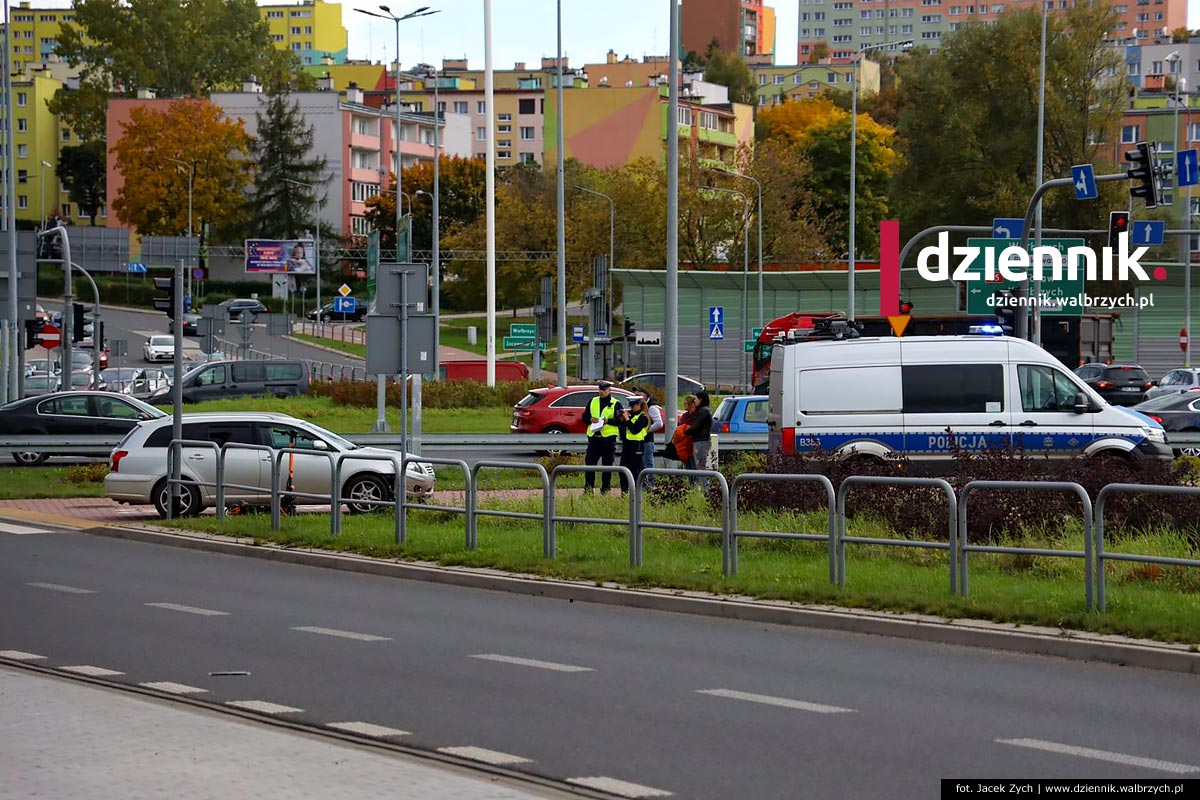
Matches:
[[582, 380, 620, 493], [618, 395, 650, 493]]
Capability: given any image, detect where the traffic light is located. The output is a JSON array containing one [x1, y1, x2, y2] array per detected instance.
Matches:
[[153, 275, 177, 318], [71, 302, 87, 343], [993, 289, 1016, 330], [898, 299, 914, 314], [36, 235, 62, 262], [23, 319, 39, 350], [624, 318, 636, 339], [1108, 211, 1130, 249], [1126, 141, 1159, 209]]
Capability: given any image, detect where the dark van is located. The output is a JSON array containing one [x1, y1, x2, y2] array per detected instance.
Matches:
[[149, 360, 310, 403]]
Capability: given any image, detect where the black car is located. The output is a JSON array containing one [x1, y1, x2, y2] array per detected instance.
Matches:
[[0, 391, 165, 465], [219, 298, 267, 323], [1073, 363, 1153, 406], [1133, 393, 1200, 456], [308, 301, 367, 322], [169, 312, 200, 336]]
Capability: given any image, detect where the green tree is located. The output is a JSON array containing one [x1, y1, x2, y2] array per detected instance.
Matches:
[[703, 50, 756, 105], [247, 89, 328, 239], [56, 142, 107, 226], [365, 156, 488, 252]]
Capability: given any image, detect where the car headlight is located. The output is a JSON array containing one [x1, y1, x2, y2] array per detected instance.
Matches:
[[1140, 427, 1166, 444]]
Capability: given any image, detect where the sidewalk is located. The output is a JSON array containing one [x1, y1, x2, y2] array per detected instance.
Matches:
[[0, 665, 571, 800]]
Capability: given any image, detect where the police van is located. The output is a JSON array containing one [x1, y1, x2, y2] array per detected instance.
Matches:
[[766, 332, 1171, 464]]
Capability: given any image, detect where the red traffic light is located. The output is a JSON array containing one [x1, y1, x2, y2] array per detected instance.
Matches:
[[898, 300, 914, 314], [1108, 211, 1130, 248]]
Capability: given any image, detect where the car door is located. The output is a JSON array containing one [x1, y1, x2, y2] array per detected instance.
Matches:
[[262, 423, 333, 501], [737, 398, 769, 433], [189, 364, 227, 403], [230, 362, 265, 398], [36, 394, 94, 435], [91, 395, 149, 435], [1013, 363, 1093, 458], [548, 391, 597, 433]]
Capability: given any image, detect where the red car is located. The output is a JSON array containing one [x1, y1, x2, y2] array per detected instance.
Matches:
[[511, 385, 636, 434]]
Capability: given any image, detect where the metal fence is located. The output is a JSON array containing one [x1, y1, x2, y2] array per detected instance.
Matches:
[[635, 468, 728, 569], [548, 465, 634, 561], [729, 473, 836, 579]]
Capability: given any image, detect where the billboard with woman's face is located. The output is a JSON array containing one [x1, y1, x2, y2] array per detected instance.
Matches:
[[245, 239, 316, 274]]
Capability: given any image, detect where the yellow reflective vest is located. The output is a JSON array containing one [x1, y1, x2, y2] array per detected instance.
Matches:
[[624, 412, 648, 442], [587, 396, 619, 438]]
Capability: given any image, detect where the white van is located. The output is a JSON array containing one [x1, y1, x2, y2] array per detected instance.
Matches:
[[766, 334, 1171, 463]]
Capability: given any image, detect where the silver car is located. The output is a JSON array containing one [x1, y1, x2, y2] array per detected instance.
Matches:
[[1147, 368, 1200, 400], [105, 412, 435, 518]]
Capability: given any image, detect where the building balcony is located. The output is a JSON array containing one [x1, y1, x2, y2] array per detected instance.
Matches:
[[349, 130, 380, 150]]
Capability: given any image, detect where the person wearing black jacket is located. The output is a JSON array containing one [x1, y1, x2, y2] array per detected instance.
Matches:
[[617, 395, 650, 493], [685, 390, 713, 481]]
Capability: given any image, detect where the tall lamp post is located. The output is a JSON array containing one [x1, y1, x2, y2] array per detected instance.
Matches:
[[573, 185, 614, 342], [716, 165, 762, 327], [419, 63, 442, 378], [848, 39, 911, 320], [165, 157, 195, 304], [284, 177, 323, 321], [39, 160, 52, 229]]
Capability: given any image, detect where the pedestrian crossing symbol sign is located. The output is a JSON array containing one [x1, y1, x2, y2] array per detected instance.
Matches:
[[709, 306, 724, 340]]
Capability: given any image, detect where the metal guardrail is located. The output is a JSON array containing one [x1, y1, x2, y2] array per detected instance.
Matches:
[[402, 455, 473, 548], [215, 441, 279, 522], [271, 448, 337, 532], [635, 468, 728, 570], [469, 460, 551, 554], [331, 451, 405, 542], [729, 473, 836, 580], [546, 465, 637, 564]]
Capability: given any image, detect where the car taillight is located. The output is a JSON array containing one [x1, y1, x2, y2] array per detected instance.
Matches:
[[514, 408, 533, 417], [1096, 380, 1114, 389], [782, 427, 796, 454], [719, 422, 730, 433], [111, 450, 128, 472], [1143, 382, 1153, 389], [1147, 414, 1164, 424]]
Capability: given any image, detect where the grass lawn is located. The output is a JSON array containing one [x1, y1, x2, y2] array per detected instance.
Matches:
[[290, 332, 365, 359], [159, 491, 1200, 645], [1, 467, 108, 500]]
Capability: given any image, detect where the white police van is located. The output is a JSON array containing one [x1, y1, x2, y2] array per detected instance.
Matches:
[[766, 333, 1171, 464]]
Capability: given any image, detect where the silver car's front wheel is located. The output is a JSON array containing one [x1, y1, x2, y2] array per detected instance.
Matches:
[[342, 474, 390, 515]]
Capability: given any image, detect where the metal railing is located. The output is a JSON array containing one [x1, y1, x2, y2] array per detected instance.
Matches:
[[959, 480, 1095, 609], [215, 441, 279, 522], [635, 468, 728, 569], [402, 456, 473, 548], [547, 465, 637, 564], [837, 476, 958, 592], [469, 460, 551, 554], [166, 438, 220, 520], [1094, 483, 1200, 613], [331, 451, 405, 542], [729, 473, 836, 580], [270, 448, 337, 532]]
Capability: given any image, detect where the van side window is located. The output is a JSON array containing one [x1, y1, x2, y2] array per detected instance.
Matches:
[[902, 364, 1004, 414], [232, 363, 264, 383], [196, 365, 226, 386], [264, 362, 302, 381], [1019, 365, 1080, 412]]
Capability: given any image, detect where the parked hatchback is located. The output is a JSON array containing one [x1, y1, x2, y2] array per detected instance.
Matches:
[[510, 385, 635, 435], [1146, 368, 1200, 400], [712, 394, 769, 434], [1073, 363, 1153, 406], [105, 412, 435, 518]]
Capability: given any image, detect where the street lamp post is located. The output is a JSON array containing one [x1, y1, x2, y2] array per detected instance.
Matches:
[[849, 40, 911, 320], [573, 186, 614, 346], [716, 166, 763, 327], [39, 160, 52, 230], [165, 157, 194, 304]]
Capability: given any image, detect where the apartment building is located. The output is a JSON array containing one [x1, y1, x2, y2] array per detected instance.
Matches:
[[0, 67, 70, 225], [682, 0, 777, 60], [751, 60, 880, 105]]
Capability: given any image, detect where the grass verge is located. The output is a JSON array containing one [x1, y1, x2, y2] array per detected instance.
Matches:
[[1, 467, 108, 499], [158, 490, 1200, 645], [290, 332, 366, 359]]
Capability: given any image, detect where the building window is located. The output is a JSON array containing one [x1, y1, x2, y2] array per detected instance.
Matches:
[[497, 124, 511, 133], [61, 129, 71, 142], [476, 126, 486, 140], [16, 92, 26, 107], [453, 101, 468, 113], [62, 204, 71, 217], [758, 74, 766, 85], [477, 101, 486, 113], [518, 98, 535, 115], [520, 126, 534, 140], [351, 182, 381, 202], [16, 144, 26, 158], [1127, 62, 1140, 76], [498, 112, 511, 122], [17, 195, 27, 209], [18, 170, 27, 183], [351, 216, 372, 236], [792, 74, 802, 84], [520, 153, 537, 164], [498, 139, 511, 147], [773, 74, 784, 84], [305, 25, 312, 34], [267, 10, 283, 18], [291, 26, 301, 35], [1121, 125, 1139, 144], [827, 72, 837, 83], [677, 107, 693, 125], [1189, 122, 1200, 142], [1151, 61, 1162, 75], [497, 149, 511, 159], [16, 118, 26, 132]]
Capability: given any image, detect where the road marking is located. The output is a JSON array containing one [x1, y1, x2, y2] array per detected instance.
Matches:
[[226, 700, 304, 715], [696, 688, 855, 714], [996, 739, 1199, 774], [140, 681, 208, 696], [291, 626, 390, 642], [327, 721, 410, 739], [469, 653, 594, 673], [437, 746, 533, 766], [0, 650, 45, 661], [146, 602, 229, 617], [26, 582, 94, 594], [0, 522, 49, 535], [566, 777, 673, 798], [61, 665, 124, 677]]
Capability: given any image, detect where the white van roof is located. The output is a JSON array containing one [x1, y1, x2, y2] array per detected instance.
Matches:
[[778, 335, 1059, 368]]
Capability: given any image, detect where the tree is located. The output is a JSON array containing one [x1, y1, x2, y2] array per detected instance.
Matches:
[[807, 42, 830, 65], [703, 50, 756, 105], [57, 142, 107, 226], [247, 89, 328, 239], [51, 0, 277, 139], [365, 156, 488, 252], [111, 99, 252, 235]]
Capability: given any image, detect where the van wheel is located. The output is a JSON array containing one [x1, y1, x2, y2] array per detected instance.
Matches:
[[342, 474, 391, 514], [152, 478, 202, 519], [11, 451, 48, 466], [842, 452, 886, 473], [1091, 451, 1133, 474]]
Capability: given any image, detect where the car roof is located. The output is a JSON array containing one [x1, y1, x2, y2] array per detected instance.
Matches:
[[144, 411, 300, 425]]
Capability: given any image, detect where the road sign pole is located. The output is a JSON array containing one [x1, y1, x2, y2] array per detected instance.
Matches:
[[60, 229, 73, 393], [170, 258, 184, 518]]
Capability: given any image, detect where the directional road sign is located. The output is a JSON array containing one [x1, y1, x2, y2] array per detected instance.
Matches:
[[334, 297, 356, 314], [126, 262, 147, 274], [39, 324, 61, 350], [709, 306, 724, 340], [509, 323, 536, 338], [504, 337, 546, 350], [1071, 164, 1098, 200], [572, 325, 586, 343], [1178, 149, 1199, 188], [1131, 220, 1165, 247], [964, 239, 1086, 317], [743, 340, 755, 352], [752, 327, 763, 339], [992, 218, 1026, 239]]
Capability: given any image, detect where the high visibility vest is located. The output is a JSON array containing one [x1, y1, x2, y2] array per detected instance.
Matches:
[[624, 412, 648, 442], [587, 396, 619, 438]]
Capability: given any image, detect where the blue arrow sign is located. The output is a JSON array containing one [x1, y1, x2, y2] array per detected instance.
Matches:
[[709, 306, 724, 340], [1177, 149, 1199, 188], [1131, 220, 1165, 247], [1070, 164, 1098, 200], [334, 296, 356, 313], [126, 262, 147, 274], [992, 218, 1025, 239]]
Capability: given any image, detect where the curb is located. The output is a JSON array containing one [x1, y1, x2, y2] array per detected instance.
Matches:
[[75, 522, 1200, 676]]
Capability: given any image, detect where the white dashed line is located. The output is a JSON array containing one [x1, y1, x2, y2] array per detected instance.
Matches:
[[26, 582, 94, 594], [0, 522, 49, 535], [61, 665, 124, 677], [566, 777, 673, 797], [0, 650, 45, 661], [469, 653, 594, 673], [327, 721, 410, 739], [139, 682, 208, 696], [997, 739, 1200, 774], [226, 700, 304, 715], [145, 602, 229, 617], [291, 626, 391, 642], [437, 746, 533, 766], [696, 688, 856, 714]]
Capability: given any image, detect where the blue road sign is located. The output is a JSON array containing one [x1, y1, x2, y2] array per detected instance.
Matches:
[[572, 324, 586, 342], [1070, 164, 1098, 200], [596, 329, 607, 338], [1131, 220, 1165, 247], [334, 297, 357, 314], [1177, 149, 1200, 188], [709, 306, 724, 340], [992, 218, 1025, 239], [126, 262, 147, 274]]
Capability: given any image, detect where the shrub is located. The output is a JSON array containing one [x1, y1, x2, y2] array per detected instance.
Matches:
[[310, 378, 548, 409], [66, 463, 109, 483]]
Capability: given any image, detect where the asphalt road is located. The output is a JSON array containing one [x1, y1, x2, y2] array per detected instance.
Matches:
[[2, 527, 1198, 799]]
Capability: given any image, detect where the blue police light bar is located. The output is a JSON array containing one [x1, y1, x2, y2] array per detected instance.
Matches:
[[969, 323, 1007, 336]]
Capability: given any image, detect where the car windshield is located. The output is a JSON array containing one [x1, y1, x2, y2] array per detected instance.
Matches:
[[299, 421, 356, 450], [150, 336, 173, 346], [26, 377, 54, 390], [516, 392, 544, 407], [1104, 366, 1149, 380], [70, 352, 91, 364], [1135, 393, 1198, 411]]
